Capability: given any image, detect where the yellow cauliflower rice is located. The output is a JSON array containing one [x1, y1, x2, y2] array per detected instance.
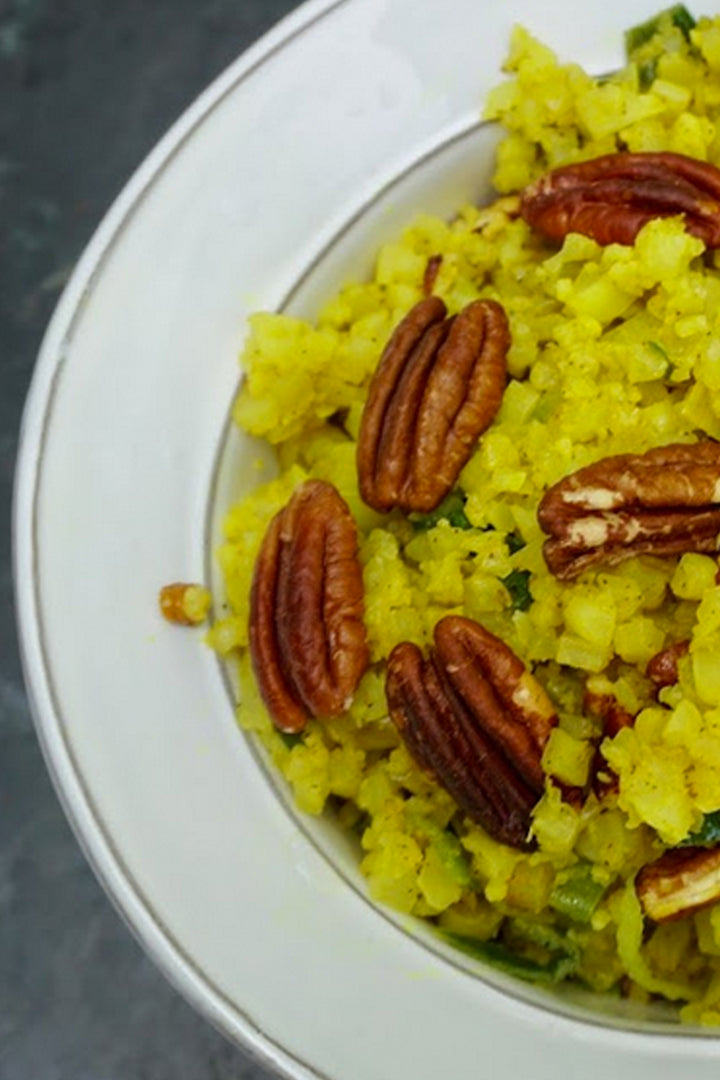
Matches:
[[210, 7, 720, 1022]]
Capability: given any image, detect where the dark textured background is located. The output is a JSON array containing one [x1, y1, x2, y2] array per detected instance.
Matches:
[[2, 2, 303, 1076]]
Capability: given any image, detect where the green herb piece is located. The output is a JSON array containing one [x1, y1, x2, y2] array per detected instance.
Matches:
[[637, 58, 659, 90], [278, 730, 303, 749], [442, 919, 579, 985], [625, 4, 695, 55], [531, 387, 563, 423], [549, 861, 608, 923], [647, 340, 669, 362], [671, 3, 697, 36], [410, 490, 472, 531], [505, 530, 527, 554], [647, 340, 675, 378], [682, 809, 720, 847], [405, 808, 474, 887], [501, 568, 533, 611], [429, 828, 474, 888], [351, 812, 370, 837]]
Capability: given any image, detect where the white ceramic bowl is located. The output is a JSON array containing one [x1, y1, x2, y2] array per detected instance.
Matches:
[[14, 1, 720, 1077]]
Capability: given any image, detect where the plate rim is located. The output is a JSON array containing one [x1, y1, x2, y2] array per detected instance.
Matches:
[[12, 2, 354, 1077], [13, 0, 720, 1073]]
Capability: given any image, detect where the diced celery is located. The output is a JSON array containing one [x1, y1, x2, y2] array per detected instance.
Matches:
[[498, 379, 541, 425], [438, 901, 503, 942], [693, 649, 720, 706], [543, 728, 594, 787], [625, 5, 695, 55], [680, 383, 720, 440], [550, 862, 608, 923], [563, 590, 616, 651], [613, 615, 666, 666], [671, 553, 718, 601], [442, 918, 579, 985], [556, 633, 611, 673], [405, 806, 474, 888], [560, 276, 635, 323]]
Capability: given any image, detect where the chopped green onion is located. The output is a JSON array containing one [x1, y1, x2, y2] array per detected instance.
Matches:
[[682, 809, 720, 847], [671, 3, 697, 36], [647, 340, 669, 362], [501, 568, 533, 611], [550, 861, 607, 923], [625, 5, 696, 55], [442, 919, 579, 985], [405, 808, 474, 887], [410, 490, 472, 531], [505, 530, 527, 554], [429, 829, 474, 888], [637, 58, 659, 90], [278, 730, 303, 749]]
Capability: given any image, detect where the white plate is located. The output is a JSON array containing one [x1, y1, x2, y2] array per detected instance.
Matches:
[[14, 0, 720, 1077]]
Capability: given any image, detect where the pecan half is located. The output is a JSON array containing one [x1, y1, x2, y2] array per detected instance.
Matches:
[[249, 480, 369, 733], [357, 296, 509, 514], [636, 847, 720, 923], [537, 442, 720, 580], [385, 615, 557, 848], [521, 152, 720, 248], [646, 640, 690, 690]]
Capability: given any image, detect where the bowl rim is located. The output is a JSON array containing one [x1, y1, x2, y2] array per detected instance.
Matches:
[[12, 2, 355, 1077]]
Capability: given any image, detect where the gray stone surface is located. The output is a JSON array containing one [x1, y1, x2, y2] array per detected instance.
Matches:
[[1, 2, 304, 1076]]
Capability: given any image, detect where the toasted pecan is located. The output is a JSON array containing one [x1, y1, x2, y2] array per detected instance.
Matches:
[[637, 847, 720, 923], [249, 480, 369, 733], [158, 582, 212, 626], [385, 615, 556, 848], [521, 151, 720, 248], [537, 442, 720, 580], [357, 296, 509, 514]]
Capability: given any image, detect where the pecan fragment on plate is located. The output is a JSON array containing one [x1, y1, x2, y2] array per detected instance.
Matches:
[[385, 615, 556, 848], [637, 847, 720, 923], [520, 151, 720, 248], [537, 442, 720, 580], [159, 582, 212, 625], [249, 479, 369, 733], [357, 296, 509, 514]]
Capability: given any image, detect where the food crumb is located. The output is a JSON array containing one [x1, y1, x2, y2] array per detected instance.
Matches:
[[158, 582, 212, 626]]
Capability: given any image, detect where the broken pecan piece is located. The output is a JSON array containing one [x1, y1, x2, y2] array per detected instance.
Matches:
[[538, 442, 720, 580], [646, 640, 690, 690], [422, 254, 443, 296], [357, 296, 509, 514], [636, 847, 720, 923], [584, 689, 635, 798], [249, 480, 369, 733], [385, 615, 557, 848], [158, 582, 211, 626], [521, 151, 720, 248]]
